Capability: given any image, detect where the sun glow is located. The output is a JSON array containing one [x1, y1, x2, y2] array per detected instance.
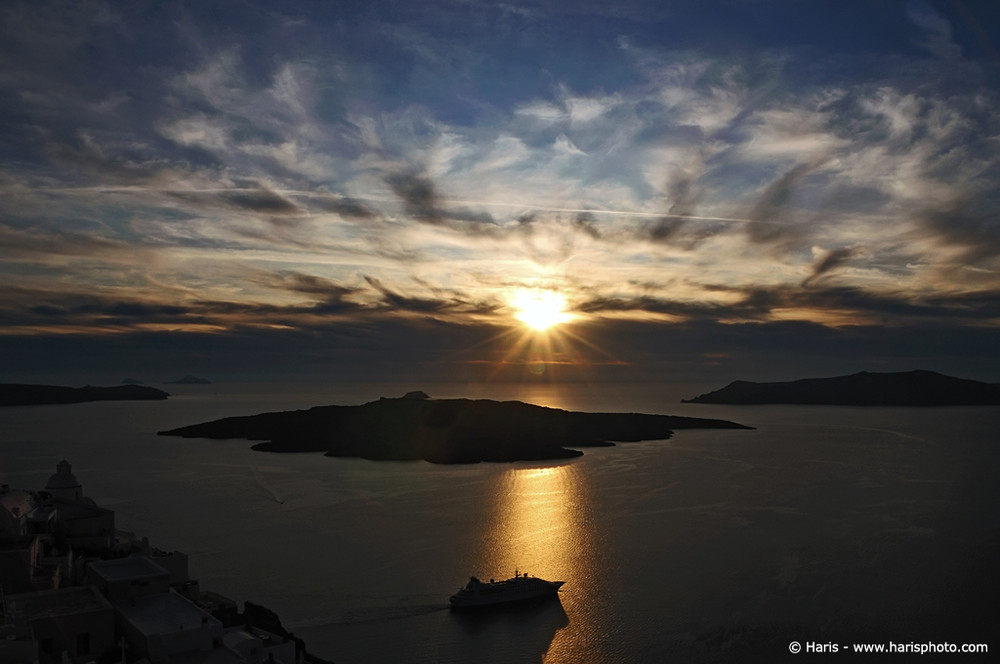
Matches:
[[484, 287, 617, 381], [511, 289, 573, 331]]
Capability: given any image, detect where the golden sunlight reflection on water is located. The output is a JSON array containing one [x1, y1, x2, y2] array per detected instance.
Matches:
[[477, 463, 605, 663]]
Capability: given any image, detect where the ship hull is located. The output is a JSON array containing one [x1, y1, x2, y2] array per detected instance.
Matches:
[[449, 576, 564, 610]]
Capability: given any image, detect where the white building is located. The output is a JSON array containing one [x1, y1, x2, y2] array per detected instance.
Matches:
[[1, 464, 302, 664], [2, 585, 115, 664], [44, 461, 114, 553]]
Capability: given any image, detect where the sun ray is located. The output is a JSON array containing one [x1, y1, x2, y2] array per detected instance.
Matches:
[[436, 287, 624, 383], [510, 289, 573, 332]]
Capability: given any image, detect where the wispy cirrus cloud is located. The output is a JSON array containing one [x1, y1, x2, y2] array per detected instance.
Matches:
[[1, 0, 998, 380]]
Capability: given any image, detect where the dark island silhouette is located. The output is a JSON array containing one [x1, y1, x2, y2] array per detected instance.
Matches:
[[0, 383, 170, 406], [683, 370, 1000, 406], [158, 393, 753, 463]]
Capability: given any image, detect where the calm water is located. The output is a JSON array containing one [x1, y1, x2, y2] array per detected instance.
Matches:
[[1, 382, 997, 662]]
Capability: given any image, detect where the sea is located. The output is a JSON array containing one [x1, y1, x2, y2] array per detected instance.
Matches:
[[1, 381, 997, 663]]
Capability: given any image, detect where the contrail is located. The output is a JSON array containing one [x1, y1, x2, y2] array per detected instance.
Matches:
[[437, 199, 754, 224], [286, 190, 757, 225]]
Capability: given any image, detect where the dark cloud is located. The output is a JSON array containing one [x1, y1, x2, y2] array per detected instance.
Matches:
[[735, 283, 1000, 322], [261, 272, 366, 316], [6, 314, 998, 387], [745, 160, 824, 248], [916, 199, 1000, 264], [574, 280, 1000, 325], [384, 170, 497, 234], [0, 225, 139, 259], [448, 206, 496, 226], [802, 246, 855, 285], [5, 294, 206, 328], [646, 216, 684, 242], [573, 212, 602, 239], [165, 187, 302, 219], [363, 275, 494, 315], [220, 188, 299, 215], [272, 272, 359, 300], [9, 280, 492, 328], [43, 133, 164, 184], [664, 166, 701, 217], [385, 171, 440, 222], [0, 281, 374, 333], [309, 195, 378, 219], [643, 166, 718, 248], [409, 277, 501, 316], [99, 302, 190, 318], [642, 216, 721, 250], [574, 293, 724, 319]]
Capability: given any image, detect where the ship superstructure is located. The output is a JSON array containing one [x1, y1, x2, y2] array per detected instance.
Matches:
[[449, 570, 564, 609]]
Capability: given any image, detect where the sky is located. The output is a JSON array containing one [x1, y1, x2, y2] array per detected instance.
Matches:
[[2, 0, 1000, 386]]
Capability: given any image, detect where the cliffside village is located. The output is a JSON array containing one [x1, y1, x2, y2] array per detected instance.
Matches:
[[1, 461, 316, 664]]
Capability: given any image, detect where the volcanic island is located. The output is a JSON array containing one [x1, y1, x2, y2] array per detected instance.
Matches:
[[158, 392, 752, 464]]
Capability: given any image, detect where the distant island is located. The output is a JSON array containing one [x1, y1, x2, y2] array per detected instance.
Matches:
[[683, 370, 1000, 406], [0, 383, 170, 406], [159, 394, 753, 464], [166, 374, 212, 384]]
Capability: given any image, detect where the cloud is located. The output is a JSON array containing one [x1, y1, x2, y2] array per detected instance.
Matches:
[[802, 246, 856, 286], [28, 299, 198, 327], [573, 212, 602, 240], [307, 195, 378, 219], [744, 160, 827, 249], [164, 187, 303, 217], [1, 0, 999, 386], [0, 285, 207, 330], [42, 132, 164, 184], [268, 271, 360, 301], [384, 170, 498, 233], [574, 293, 721, 320], [642, 159, 722, 248], [384, 171, 441, 222], [0, 225, 144, 262], [8, 311, 1000, 386], [728, 282, 1000, 324], [915, 198, 1000, 265], [220, 188, 299, 215], [362, 275, 496, 316], [570, 273, 1000, 329], [907, 0, 963, 61], [0, 277, 368, 334]]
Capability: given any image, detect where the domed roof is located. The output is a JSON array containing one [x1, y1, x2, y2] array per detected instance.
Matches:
[[45, 460, 82, 491]]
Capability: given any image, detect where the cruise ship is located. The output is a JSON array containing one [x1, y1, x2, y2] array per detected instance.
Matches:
[[449, 570, 565, 609]]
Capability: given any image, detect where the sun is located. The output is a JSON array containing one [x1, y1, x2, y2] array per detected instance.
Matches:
[[510, 289, 573, 331]]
